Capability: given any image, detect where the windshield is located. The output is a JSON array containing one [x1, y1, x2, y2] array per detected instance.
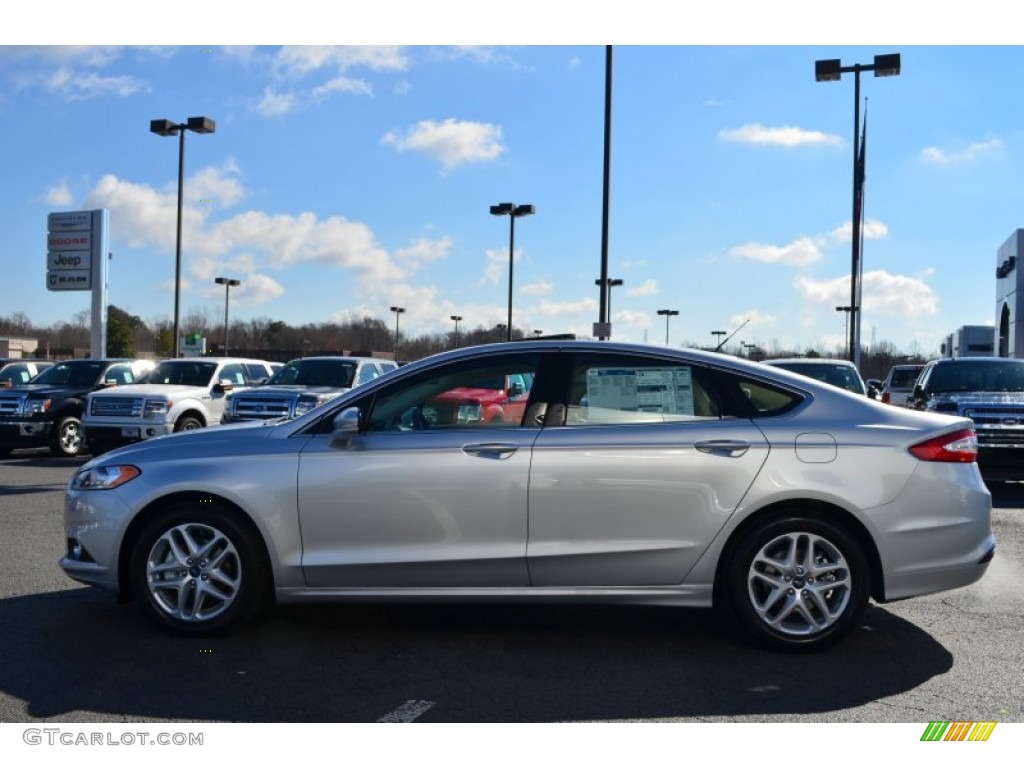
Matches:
[[266, 359, 357, 388], [928, 362, 1024, 394], [31, 361, 105, 388], [771, 362, 864, 395], [146, 361, 218, 387]]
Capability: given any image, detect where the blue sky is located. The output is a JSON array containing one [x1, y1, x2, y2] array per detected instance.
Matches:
[[3, 5, 1020, 357]]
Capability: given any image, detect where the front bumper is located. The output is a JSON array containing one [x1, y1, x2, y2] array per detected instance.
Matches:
[[0, 419, 53, 447]]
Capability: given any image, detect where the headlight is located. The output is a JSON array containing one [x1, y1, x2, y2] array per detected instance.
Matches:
[[294, 397, 321, 416], [71, 465, 141, 490], [144, 398, 171, 417], [23, 398, 51, 415]]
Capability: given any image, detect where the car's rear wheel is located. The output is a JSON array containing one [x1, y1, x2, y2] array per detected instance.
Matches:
[[129, 503, 269, 636], [52, 415, 84, 457], [726, 514, 869, 652]]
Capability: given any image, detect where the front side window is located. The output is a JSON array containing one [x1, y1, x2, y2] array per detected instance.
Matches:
[[219, 364, 246, 386], [367, 354, 540, 432]]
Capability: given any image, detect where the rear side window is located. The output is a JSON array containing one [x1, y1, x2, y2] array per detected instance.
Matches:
[[563, 354, 736, 426]]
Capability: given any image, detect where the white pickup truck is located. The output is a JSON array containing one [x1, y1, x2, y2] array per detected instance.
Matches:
[[83, 357, 277, 454]]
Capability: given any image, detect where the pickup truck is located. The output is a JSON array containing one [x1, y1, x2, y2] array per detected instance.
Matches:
[[907, 356, 1024, 481], [420, 371, 534, 427], [0, 358, 153, 457], [221, 356, 397, 423], [83, 357, 277, 454]]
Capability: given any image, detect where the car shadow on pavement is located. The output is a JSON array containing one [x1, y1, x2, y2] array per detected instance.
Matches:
[[989, 480, 1024, 509], [0, 587, 952, 723]]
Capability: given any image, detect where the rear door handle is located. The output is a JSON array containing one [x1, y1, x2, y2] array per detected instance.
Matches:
[[694, 439, 750, 457], [462, 443, 518, 459]]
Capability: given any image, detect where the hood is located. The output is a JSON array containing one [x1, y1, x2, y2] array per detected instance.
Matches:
[[89, 383, 213, 399], [0, 383, 92, 398], [232, 385, 350, 397], [82, 419, 278, 467]]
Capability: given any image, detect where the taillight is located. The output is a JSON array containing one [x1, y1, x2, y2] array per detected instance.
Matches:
[[881, 391, 891, 404], [909, 428, 978, 463]]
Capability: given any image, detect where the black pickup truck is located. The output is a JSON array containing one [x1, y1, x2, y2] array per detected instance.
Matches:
[[0, 358, 153, 457]]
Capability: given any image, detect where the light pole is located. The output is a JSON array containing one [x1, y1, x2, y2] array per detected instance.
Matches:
[[836, 305, 853, 349], [595, 278, 623, 336], [303, 339, 310, 357], [815, 53, 900, 366], [150, 116, 216, 358], [490, 202, 535, 341], [657, 309, 679, 345], [390, 306, 405, 361], [214, 277, 240, 356], [712, 330, 727, 351], [533, 329, 543, 337], [743, 342, 758, 359], [450, 315, 463, 349]]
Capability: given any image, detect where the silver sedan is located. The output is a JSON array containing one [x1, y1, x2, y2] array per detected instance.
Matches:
[[61, 341, 994, 652]]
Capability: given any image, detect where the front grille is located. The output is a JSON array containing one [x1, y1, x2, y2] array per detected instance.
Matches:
[[0, 397, 24, 416], [90, 397, 144, 417], [232, 398, 293, 420]]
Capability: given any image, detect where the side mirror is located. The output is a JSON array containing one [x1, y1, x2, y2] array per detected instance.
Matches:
[[328, 407, 361, 448], [213, 379, 235, 393], [101, 378, 118, 388], [508, 381, 524, 398]]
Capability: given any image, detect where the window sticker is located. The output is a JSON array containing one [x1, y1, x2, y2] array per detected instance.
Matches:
[[585, 367, 695, 416]]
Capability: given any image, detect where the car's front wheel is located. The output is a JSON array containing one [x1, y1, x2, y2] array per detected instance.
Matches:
[[129, 503, 269, 636], [174, 415, 203, 432], [52, 415, 84, 457], [726, 514, 870, 652]]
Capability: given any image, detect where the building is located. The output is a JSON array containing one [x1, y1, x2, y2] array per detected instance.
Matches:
[[0, 337, 39, 358], [940, 326, 995, 358], [996, 229, 1024, 357]]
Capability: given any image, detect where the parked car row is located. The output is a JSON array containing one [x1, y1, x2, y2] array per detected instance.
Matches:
[[0, 355, 397, 458]]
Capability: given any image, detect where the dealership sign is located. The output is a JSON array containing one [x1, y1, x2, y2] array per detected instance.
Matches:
[[46, 211, 104, 292]]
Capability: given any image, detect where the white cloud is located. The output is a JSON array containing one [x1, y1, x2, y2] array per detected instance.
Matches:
[[921, 138, 1003, 165], [381, 119, 505, 168], [45, 181, 73, 206], [311, 76, 373, 100], [81, 169, 411, 308], [794, 270, 938, 317], [521, 280, 554, 297], [729, 309, 776, 328], [482, 247, 511, 286], [536, 297, 598, 317], [719, 123, 844, 148], [611, 309, 650, 329], [32, 66, 147, 100], [730, 236, 823, 266], [257, 88, 298, 117], [829, 218, 889, 244], [626, 279, 659, 297], [274, 46, 407, 79], [395, 236, 452, 269]]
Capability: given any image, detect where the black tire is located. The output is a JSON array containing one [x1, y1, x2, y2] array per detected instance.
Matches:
[[726, 514, 869, 652], [174, 415, 204, 432], [129, 503, 270, 636], [51, 415, 84, 457]]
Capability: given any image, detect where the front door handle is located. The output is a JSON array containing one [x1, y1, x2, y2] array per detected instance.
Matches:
[[694, 439, 750, 457], [462, 443, 518, 459]]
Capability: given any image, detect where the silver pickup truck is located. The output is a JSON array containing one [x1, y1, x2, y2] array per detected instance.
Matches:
[[221, 356, 398, 423]]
